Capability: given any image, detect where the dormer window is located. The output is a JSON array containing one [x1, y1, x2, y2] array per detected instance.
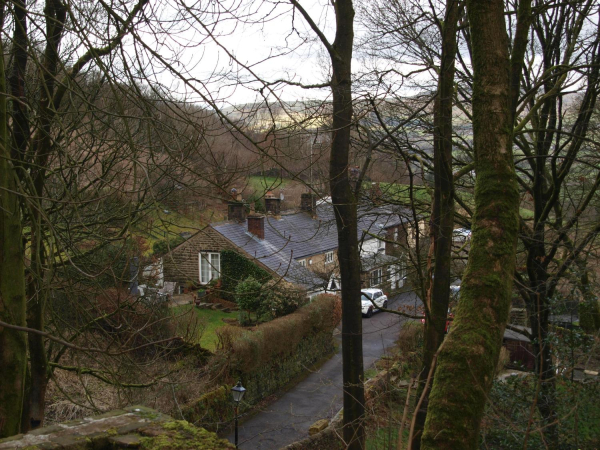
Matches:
[[325, 251, 334, 264]]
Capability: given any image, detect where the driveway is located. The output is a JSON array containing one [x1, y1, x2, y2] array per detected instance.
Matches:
[[227, 290, 422, 449]]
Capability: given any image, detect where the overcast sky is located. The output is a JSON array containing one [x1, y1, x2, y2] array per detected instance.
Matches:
[[127, 0, 342, 108]]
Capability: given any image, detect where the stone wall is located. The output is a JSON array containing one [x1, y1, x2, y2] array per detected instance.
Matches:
[[283, 359, 411, 450], [162, 226, 233, 287], [0, 406, 233, 449]]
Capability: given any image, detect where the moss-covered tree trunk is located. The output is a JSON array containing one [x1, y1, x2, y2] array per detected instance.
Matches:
[[0, 28, 28, 437], [420, 0, 520, 446], [412, 1, 459, 447]]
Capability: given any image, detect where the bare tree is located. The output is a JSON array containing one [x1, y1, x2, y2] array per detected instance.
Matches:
[[0, 0, 225, 435]]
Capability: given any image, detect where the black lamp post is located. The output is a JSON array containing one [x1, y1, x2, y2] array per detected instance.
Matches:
[[231, 381, 246, 448]]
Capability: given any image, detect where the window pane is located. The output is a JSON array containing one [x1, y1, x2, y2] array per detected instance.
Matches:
[[210, 253, 220, 280], [200, 253, 209, 283]]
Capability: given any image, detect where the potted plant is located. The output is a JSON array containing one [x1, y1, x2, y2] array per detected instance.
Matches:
[[206, 278, 221, 302], [194, 287, 207, 306]]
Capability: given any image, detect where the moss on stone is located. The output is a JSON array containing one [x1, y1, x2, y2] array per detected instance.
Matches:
[[139, 420, 234, 449]]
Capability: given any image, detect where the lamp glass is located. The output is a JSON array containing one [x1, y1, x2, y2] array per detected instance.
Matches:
[[231, 381, 246, 403]]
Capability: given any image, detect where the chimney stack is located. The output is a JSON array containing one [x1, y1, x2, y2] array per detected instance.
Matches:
[[247, 214, 265, 239], [264, 193, 281, 217], [301, 193, 317, 216], [228, 201, 246, 222]]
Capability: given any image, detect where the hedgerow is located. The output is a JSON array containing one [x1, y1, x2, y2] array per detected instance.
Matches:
[[214, 294, 341, 374]]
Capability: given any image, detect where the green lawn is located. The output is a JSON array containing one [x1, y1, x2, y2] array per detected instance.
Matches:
[[171, 304, 233, 351], [378, 182, 431, 204], [247, 175, 289, 193]]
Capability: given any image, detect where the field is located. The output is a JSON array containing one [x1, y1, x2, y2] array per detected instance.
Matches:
[[247, 175, 290, 193]]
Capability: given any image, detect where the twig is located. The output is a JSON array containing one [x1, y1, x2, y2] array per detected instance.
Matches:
[[407, 341, 445, 448], [398, 374, 416, 450], [0, 319, 183, 356]]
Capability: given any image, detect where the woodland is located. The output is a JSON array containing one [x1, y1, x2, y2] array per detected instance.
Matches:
[[0, 0, 599, 449]]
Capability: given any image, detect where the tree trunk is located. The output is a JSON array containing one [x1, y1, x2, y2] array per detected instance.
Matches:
[[0, 34, 28, 438], [421, 0, 520, 446], [328, 2, 365, 448], [412, 1, 459, 447]]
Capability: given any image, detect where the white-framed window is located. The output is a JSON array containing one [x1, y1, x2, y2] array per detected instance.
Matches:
[[299, 259, 306, 267], [378, 238, 385, 252], [309, 259, 313, 265], [325, 251, 334, 264], [371, 268, 383, 286], [199, 252, 220, 284], [393, 229, 399, 246]]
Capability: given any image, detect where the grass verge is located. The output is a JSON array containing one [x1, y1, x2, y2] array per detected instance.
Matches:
[[171, 304, 232, 351]]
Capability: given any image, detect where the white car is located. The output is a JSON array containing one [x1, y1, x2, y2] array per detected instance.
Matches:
[[361, 288, 388, 318]]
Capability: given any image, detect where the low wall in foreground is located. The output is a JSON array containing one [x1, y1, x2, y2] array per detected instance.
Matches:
[[0, 405, 233, 449]]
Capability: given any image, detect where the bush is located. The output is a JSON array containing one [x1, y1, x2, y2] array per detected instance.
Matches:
[[235, 276, 263, 312], [235, 276, 263, 325], [235, 277, 308, 323], [261, 280, 309, 318], [92, 288, 183, 355]]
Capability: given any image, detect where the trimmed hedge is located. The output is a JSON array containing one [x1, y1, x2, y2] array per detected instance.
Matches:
[[214, 294, 341, 374], [219, 250, 271, 301], [184, 295, 341, 431]]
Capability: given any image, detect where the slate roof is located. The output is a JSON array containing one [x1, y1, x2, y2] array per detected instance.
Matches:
[[503, 325, 532, 342], [211, 202, 410, 290]]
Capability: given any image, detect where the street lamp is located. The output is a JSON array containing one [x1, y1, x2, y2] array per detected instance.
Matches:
[[231, 381, 246, 448]]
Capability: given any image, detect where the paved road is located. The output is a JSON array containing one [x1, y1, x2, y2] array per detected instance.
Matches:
[[227, 290, 422, 449]]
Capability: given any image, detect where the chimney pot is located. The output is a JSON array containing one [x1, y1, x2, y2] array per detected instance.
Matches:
[[265, 196, 281, 216], [301, 193, 317, 215], [247, 214, 265, 239], [228, 201, 246, 222]]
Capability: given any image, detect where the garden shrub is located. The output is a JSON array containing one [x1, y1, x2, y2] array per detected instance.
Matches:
[[234, 276, 308, 324], [235, 276, 263, 324], [261, 280, 309, 318]]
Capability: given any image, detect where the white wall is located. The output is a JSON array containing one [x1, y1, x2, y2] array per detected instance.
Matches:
[[360, 237, 381, 258]]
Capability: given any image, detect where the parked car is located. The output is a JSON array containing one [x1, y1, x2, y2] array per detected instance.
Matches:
[[361, 288, 388, 318], [452, 228, 472, 242]]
